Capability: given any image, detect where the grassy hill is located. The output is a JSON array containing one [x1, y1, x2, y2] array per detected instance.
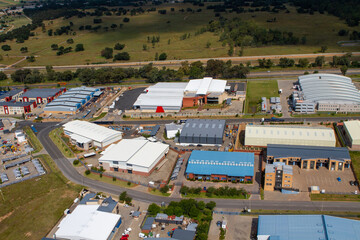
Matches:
[[0, 3, 359, 67]]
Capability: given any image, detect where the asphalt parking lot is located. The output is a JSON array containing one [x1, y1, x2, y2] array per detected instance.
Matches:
[[114, 87, 145, 111]]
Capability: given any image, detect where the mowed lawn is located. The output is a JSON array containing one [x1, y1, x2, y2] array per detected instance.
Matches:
[[245, 80, 279, 113], [0, 3, 358, 67], [0, 154, 82, 240]]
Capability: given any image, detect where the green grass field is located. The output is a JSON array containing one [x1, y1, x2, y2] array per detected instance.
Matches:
[[0, 154, 82, 240], [310, 194, 360, 202], [0, 4, 358, 67], [182, 192, 250, 199], [245, 80, 279, 113], [49, 128, 75, 158], [85, 172, 136, 188], [23, 126, 43, 153], [350, 151, 360, 182]]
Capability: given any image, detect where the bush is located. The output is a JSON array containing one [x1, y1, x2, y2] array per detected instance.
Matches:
[[160, 185, 169, 193], [112, 176, 116, 181], [20, 47, 28, 53], [114, 43, 125, 50], [101, 47, 113, 59], [0, 72, 7, 81], [66, 38, 74, 44], [93, 18, 102, 24], [113, 52, 130, 61], [123, 17, 130, 23], [2, 45, 11, 51], [158, 52, 167, 61], [27, 55, 35, 62], [85, 169, 91, 175], [73, 159, 80, 165], [75, 44, 84, 52], [148, 203, 161, 215], [51, 44, 58, 50], [127, 181, 131, 186]]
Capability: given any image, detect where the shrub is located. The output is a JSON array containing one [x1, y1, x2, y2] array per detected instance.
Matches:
[[123, 17, 130, 22], [85, 169, 91, 175], [158, 52, 167, 61], [113, 52, 130, 61], [73, 159, 80, 165], [2, 45, 11, 51], [66, 38, 74, 44], [112, 176, 116, 181], [114, 43, 125, 50], [101, 47, 113, 59], [75, 44, 84, 52]]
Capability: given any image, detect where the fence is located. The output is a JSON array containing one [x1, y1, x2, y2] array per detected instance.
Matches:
[[0, 173, 41, 188]]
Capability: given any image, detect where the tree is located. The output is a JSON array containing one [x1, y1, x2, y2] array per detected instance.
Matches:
[[20, 47, 28, 53], [279, 58, 295, 68], [113, 52, 130, 61], [2, 45, 11, 51], [101, 47, 113, 59], [27, 55, 35, 62], [160, 185, 169, 193], [142, 44, 148, 51], [314, 56, 325, 67], [75, 44, 84, 52], [66, 38, 74, 44], [189, 205, 200, 218], [206, 59, 225, 77], [158, 53, 167, 61], [0, 72, 7, 81], [340, 65, 348, 75], [114, 43, 125, 50], [320, 46, 328, 53], [148, 203, 161, 216], [119, 191, 128, 202], [123, 17, 130, 22], [93, 18, 102, 24], [298, 58, 309, 68], [205, 201, 216, 210]]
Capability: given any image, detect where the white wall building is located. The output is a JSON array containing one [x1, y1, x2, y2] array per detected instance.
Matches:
[[245, 125, 336, 147], [343, 120, 360, 147], [54, 204, 121, 240], [63, 120, 122, 149], [165, 123, 183, 138], [99, 139, 169, 175]]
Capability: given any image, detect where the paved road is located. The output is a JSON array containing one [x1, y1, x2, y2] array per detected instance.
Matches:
[[26, 120, 360, 211], [17, 52, 360, 70]]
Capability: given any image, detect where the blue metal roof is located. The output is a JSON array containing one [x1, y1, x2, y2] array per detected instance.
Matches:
[[21, 88, 64, 98], [267, 144, 350, 161], [97, 196, 117, 213], [79, 193, 97, 204], [142, 217, 155, 230], [150, 125, 160, 136], [258, 215, 360, 240], [185, 150, 254, 177]]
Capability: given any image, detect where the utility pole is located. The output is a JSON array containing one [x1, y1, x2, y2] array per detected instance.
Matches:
[[0, 189, 5, 202]]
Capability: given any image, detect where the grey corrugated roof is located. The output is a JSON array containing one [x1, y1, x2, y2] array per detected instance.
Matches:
[[142, 217, 155, 230], [97, 196, 117, 213], [0, 89, 22, 99], [267, 144, 350, 161], [0, 101, 34, 107], [21, 88, 64, 98], [79, 193, 97, 204], [180, 119, 225, 140], [172, 229, 196, 240]]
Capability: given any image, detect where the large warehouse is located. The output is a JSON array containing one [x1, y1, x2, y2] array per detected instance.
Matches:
[[343, 120, 360, 147], [257, 215, 360, 240], [292, 73, 360, 113], [44, 86, 99, 114], [63, 120, 122, 149], [133, 78, 228, 112], [185, 150, 254, 182], [245, 125, 336, 147], [99, 139, 169, 176], [179, 119, 225, 145], [266, 144, 351, 171], [20, 88, 66, 104], [54, 204, 121, 240]]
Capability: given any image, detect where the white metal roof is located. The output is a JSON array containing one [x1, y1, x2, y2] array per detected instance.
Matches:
[[185, 77, 227, 95], [133, 94, 183, 109], [344, 120, 360, 141], [70, 133, 92, 144], [245, 125, 335, 142], [63, 120, 122, 143], [55, 204, 121, 240], [99, 139, 169, 169]]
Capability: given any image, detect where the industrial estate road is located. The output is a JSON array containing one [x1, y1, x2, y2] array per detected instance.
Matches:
[[28, 120, 360, 212]]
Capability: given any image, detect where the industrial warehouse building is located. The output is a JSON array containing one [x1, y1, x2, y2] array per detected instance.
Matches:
[[99, 139, 169, 176], [63, 120, 122, 149], [179, 119, 225, 145], [0, 88, 24, 102], [343, 120, 360, 147], [43, 86, 99, 114], [257, 215, 360, 240], [292, 74, 360, 113], [19, 88, 66, 104], [245, 125, 336, 147], [0, 101, 36, 115], [185, 150, 254, 182], [54, 204, 121, 240], [165, 123, 183, 139], [133, 77, 228, 112], [264, 162, 293, 191], [266, 144, 351, 171]]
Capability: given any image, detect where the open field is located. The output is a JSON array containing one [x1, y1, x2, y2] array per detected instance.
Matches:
[[0, 154, 82, 240], [85, 172, 136, 188], [0, 4, 358, 67], [310, 194, 360, 202], [245, 80, 279, 113]]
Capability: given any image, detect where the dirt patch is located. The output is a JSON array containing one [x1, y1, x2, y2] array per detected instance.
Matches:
[[0, 211, 14, 223], [25, 232, 32, 237]]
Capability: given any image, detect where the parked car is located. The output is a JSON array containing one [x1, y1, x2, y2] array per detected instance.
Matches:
[[350, 181, 355, 186], [337, 177, 341, 182], [216, 221, 222, 227], [355, 181, 359, 186]]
